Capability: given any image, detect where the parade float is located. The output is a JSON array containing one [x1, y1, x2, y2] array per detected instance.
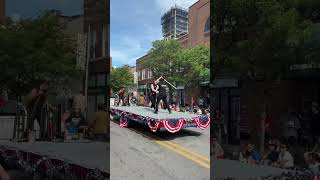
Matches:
[[110, 105, 210, 133]]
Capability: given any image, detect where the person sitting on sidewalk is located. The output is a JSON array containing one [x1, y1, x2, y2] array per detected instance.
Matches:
[[89, 103, 109, 141], [261, 140, 280, 165], [272, 143, 294, 169], [211, 137, 224, 159], [239, 144, 261, 164], [65, 108, 87, 131], [304, 152, 320, 174]]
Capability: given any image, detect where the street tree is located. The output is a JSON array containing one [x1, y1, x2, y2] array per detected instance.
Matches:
[[212, 0, 313, 152], [0, 10, 81, 99], [110, 65, 134, 93], [143, 39, 210, 92]]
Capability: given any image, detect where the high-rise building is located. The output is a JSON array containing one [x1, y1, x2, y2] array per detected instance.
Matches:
[[161, 5, 188, 39], [0, 0, 5, 20]]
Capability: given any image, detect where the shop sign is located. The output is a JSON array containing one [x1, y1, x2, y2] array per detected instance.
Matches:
[[289, 63, 320, 71]]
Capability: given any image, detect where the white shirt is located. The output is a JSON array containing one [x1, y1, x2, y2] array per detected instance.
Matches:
[[278, 151, 294, 168], [309, 162, 320, 173]]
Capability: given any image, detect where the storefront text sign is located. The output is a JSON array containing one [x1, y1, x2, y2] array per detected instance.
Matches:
[[289, 63, 320, 71]]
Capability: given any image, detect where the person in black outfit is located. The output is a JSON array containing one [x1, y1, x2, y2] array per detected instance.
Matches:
[[154, 79, 171, 114], [26, 80, 49, 138], [149, 76, 162, 109], [117, 87, 125, 106]]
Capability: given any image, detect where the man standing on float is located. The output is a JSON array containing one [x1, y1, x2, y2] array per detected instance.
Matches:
[[154, 77, 171, 114], [150, 76, 162, 110]]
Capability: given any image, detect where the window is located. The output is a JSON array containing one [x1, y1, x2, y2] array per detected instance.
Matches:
[[97, 95, 105, 104], [97, 74, 105, 87], [92, 29, 97, 58], [88, 75, 96, 87], [148, 70, 152, 79], [138, 71, 141, 80], [204, 17, 210, 32], [142, 69, 146, 80], [102, 23, 106, 57]]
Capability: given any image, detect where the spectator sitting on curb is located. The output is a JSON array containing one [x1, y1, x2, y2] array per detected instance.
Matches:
[[305, 152, 320, 174], [212, 137, 224, 159], [89, 103, 109, 141], [272, 143, 294, 169], [239, 144, 261, 164], [261, 140, 279, 165]]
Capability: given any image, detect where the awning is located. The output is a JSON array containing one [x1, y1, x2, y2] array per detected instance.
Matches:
[[212, 78, 238, 88]]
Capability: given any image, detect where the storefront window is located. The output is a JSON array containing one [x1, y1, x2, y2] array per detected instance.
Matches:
[[97, 74, 105, 87]]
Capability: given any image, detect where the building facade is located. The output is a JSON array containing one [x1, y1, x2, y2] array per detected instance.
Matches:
[[84, 0, 110, 117], [0, 0, 5, 21], [58, 15, 85, 98], [177, 0, 210, 47], [161, 5, 188, 39], [136, 54, 153, 95]]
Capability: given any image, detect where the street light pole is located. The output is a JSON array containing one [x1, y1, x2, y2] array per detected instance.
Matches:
[[84, 26, 91, 119]]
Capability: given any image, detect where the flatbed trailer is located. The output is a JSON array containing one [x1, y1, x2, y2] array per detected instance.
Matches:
[[110, 105, 210, 133]]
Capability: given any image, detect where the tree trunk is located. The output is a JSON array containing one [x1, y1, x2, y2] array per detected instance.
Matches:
[[259, 89, 268, 155]]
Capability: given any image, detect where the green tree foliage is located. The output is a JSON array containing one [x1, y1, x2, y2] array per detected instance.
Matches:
[[142, 39, 210, 88], [0, 10, 81, 98], [110, 65, 134, 93], [212, 0, 313, 79]]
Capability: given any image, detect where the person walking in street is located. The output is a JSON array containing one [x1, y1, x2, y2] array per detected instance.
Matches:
[[154, 77, 171, 114], [150, 76, 162, 110]]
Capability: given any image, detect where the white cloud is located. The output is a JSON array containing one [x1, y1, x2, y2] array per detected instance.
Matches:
[[111, 36, 147, 66], [155, 0, 198, 13], [110, 49, 129, 61]]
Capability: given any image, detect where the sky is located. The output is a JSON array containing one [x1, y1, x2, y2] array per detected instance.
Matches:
[[6, 0, 83, 18], [111, 0, 198, 68]]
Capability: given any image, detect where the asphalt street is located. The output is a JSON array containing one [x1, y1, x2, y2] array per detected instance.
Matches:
[[110, 120, 210, 180], [211, 158, 287, 180]]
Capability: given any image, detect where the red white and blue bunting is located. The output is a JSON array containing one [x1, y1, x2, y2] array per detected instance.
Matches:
[[111, 108, 210, 133], [0, 147, 108, 180], [147, 119, 161, 132], [194, 116, 211, 130], [163, 119, 185, 133]]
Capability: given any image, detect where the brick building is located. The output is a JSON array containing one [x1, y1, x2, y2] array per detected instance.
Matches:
[[177, 0, 210, 47], [0, 0, 5, 21], [84, 0, 110, 116], [136, 54, 153, 95]]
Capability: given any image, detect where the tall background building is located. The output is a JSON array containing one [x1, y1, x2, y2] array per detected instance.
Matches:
[[161, 5, 188, 39]]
